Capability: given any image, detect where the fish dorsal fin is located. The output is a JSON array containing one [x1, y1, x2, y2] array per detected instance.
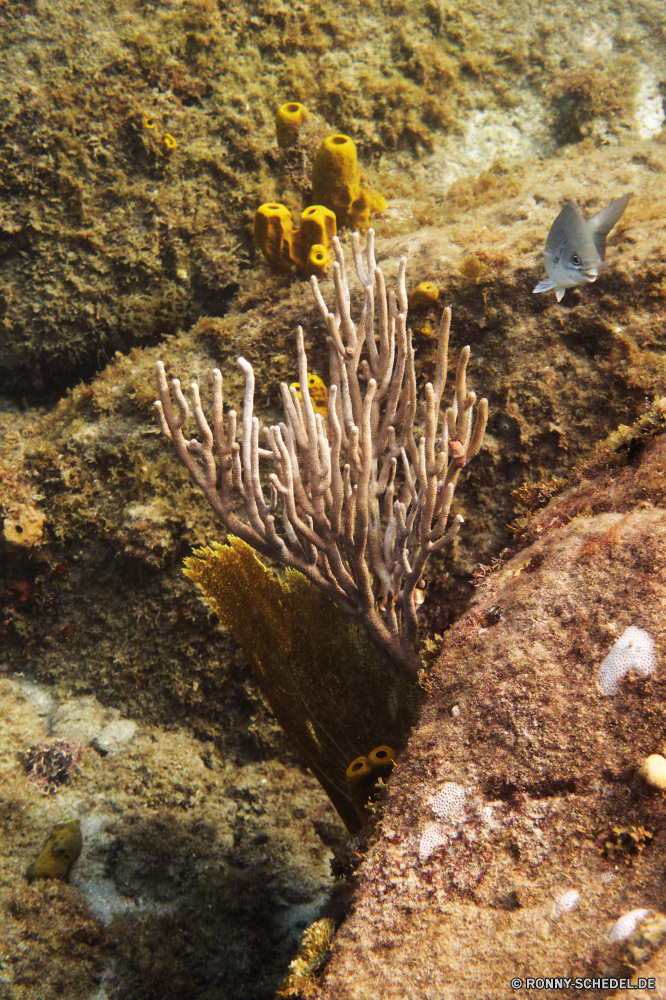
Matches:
[[587, 193, 631, 260], [544, 201, 591, 260]]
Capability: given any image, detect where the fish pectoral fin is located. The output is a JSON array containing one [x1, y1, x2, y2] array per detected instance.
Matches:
[[533, 278, 557, 294]]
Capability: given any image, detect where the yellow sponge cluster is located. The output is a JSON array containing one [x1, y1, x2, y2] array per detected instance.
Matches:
[[346, 745, 397, 826], [27, 818, 82, 882], [255, 106, 387, 275], [254, 203, 336, 277]]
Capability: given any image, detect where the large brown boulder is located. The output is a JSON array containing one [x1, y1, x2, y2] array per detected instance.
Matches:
[[317, 430, 666, 999]]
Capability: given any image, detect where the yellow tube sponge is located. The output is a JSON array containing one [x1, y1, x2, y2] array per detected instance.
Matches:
[[291, 205, 336, 276], [275, 102, 309, 148], [255, 204, 336, 277], [368, 745, 397, 781], [311, 135, 386, 230], [346, 756, 375, 825], [349, 186, 388, 231], [312, 135, 358, 219], [254, 203, 294, 271]]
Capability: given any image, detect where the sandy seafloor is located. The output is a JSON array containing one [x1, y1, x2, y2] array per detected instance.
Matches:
[[1, 0, 666, 997]]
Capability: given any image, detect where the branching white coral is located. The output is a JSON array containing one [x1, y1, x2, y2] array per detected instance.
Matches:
[[154, 230, 488, 677]]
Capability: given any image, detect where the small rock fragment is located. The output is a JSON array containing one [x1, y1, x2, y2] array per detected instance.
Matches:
[[637, 754, 666, 790], [94, 719, 138, 754]]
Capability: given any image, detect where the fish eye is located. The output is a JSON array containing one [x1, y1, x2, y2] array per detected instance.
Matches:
[[571, 253, 581, 266]]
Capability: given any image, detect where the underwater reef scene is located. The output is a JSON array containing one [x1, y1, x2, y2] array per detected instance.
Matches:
[[1, 0, 666, 995]]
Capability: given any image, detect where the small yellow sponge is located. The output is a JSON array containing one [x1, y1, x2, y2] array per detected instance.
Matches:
[[408, 282, 440, 310], [367, 745, 397, 780], [311, 134, 386, 230], [346, 755, 375, 824], [291, 205, 336, 276], [275, 102, 309, 148], [290, 372, 329, 419], [254, 203, 294, 271], [345, 745, 397, 826], [27, 817, 82, 882]]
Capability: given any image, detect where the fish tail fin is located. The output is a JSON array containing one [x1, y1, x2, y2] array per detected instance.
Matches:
[[588, 193, 631, 260]]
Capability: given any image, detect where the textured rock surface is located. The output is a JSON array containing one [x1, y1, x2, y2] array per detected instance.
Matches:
[[1, 0, 665, 396], [1, 0, 666, 995], [316, 434, 666, 999], [0, 677, 342, 1000]]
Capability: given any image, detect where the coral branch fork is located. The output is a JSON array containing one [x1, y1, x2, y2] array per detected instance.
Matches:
[[154, 230, 488, 678]]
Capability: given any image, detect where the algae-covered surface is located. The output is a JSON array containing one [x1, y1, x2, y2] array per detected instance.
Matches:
[[314, 431, 666, 1000], [1, 0, 666, 996]]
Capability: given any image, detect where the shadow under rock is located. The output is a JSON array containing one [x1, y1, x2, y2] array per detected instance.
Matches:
[[103, 812, 319, 1000]]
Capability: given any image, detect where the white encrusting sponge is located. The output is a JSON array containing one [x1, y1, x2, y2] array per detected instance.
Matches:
[[597, 626, 656, 696]]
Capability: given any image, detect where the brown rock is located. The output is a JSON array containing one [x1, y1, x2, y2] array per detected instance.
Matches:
[[318, 434, 666, 999]]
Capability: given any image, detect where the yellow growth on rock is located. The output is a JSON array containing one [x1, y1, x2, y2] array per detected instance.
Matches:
[[27, 818, 82, 882], [311, 135, 386, 230], [368, 745, 397, 777], [3, 503, 45, 547], [289, 372, 328, 419], [183, 537, 420, 831], [458, 253, 488, 282], [254, 203, 294, 271], [408, 282, 440, 310], [346, 745, 397, 825], [345, 756, 375, 824], [304, 244, 328, 278]]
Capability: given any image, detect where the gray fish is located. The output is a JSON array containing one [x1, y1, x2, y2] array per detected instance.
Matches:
[[533, 193, 631, 302]]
